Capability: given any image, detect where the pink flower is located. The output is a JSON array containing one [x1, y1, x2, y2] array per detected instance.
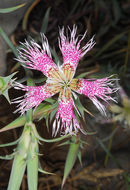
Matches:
[[12, 25, 118, 135]]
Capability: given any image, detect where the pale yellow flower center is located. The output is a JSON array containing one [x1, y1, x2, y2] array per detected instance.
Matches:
[[46, 64, 81, 101]]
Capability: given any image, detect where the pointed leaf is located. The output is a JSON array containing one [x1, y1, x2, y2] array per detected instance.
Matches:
[[38, 161, 54, 175], [50, 47, 60, 64], [77, 71, 92, 78], [62, 138, 80, 187], [32, 123, 70, 143], [0, 115, 26, 132], [49, 108, 57, 122], [37, 132, 70, 143], [27, 131, 38, 190], [2, 89, 10, 103], [7, 155, 26, 190], [38, 168, 54, 175], [0, 3, 26, 13], [0, 153, 15, 160], [27, 155, 38, 190], [41, 7, 51, 34], [0, 138, 20, 147], [0, 26, 18, 56], [57, 140, 70, 147], [0, 72, 17, 102], [33, 103, 53, 119], [96, 137, 120, 167], [78, 150, 82, 166]]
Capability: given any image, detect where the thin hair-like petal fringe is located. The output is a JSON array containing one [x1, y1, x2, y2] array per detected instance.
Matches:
[[75, 77, 119, 116], [12, 82, 55, 115], [16, 36, 57, 76], [52, 98, 80, 136], [59, 25, 96, 72]]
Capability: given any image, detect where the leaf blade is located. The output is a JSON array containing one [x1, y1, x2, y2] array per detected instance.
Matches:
[[0, 3, 26, 13], [62, 138, 80, 187], [0, 26, 18, 56], [7, 155, 26, 190]]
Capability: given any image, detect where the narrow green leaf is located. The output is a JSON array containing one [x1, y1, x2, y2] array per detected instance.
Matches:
[[27, 156, 38, 190], [40, 7, 51, 34], [49, 108, 57, 122], [96, 137, 120, 168], [0, 102, 56, 133], [104, 123, 116, 166], [32, 123, 70, 143], [0, 72, 17, 103], [57, 140, 70, 147], [62, 137, 80, 187], [38, 168, 54, 175], [2, 89, 10, 102], [78, 150, 82, 166], [37, 132, 70, 143], [0, 138, 20, 147], [26, 78, 34, 123], [33, 103, 53, 119], [39, 133, 70, 143], [0, 115, 26, 132], [77, 71, 91, 78], [0, 26, 18, 56], [96, 137, 130, 189], [0, 3, 26, 13], [38, 161, 54, 175], [27, 123, 38, 190], [7, 155, 26, 190], [0, 153, 15, 160], [74, 97, 84, 117], [50, 47, 60, 64], [45, 115, 49, 131]]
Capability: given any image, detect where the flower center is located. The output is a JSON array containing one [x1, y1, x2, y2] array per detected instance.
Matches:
[[46, 65, 81, 101], [60, 80, 70, 88]]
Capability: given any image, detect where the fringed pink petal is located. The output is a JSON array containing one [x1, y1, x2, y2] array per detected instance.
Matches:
[[76, 76, 119, 115], [16, 34, 57, 77], [12, 82, 55, 115], [52, 98, 80, 136], [59, 25, 95, 73]]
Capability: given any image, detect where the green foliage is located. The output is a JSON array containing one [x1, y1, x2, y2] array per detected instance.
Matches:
[[0, 27, 18, 56], [41, 7, 51, 34], [7, 154, 26, 190], [7, 124, 31, 190], [0, 73, 17, 103], [62, 136, 80, 187], [61, 135, 89, 187], [27, 128, 39, 190], [0, 3, 26, 13]]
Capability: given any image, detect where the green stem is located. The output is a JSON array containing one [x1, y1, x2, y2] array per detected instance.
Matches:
[[26, 78, 34, 123], [104, 123, 116, 166]]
